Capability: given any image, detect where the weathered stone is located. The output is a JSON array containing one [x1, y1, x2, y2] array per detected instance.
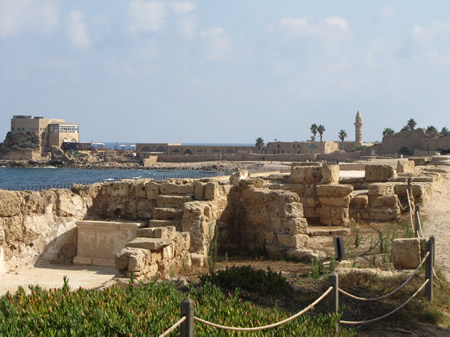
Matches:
[[320, 165, 339, 184], [391, 238, 422, 269], [156, 195, 192, 208], [285, 248, 321, 262], [230, 170, 249, 187], [191, 253, 207, 267], [193, 181, 204, 200], [160, 183, 194, 195], [126, 237, 171, 250], [277, 234, 308, 248], [368, 208, 400, 221], [291, 166, 322, 184], [285, 218, 308, 234], [365, 165, 397, 182], [394, 183, 431, 201], [350, 195, 368, 208], [239, 178, 264, 189], [369, 195, 399, 208], [146, 182, 160, 199], [319, 196, 351, 207], [316, 184, 353, 197], [368, 183, 395, 196], [397, 160, 415, 173], [110, 182, 130, 197], [153, 207, 184, 220], [204, 182, 219, 200], [319, 206, 349, 226], [0, 191, 22, 217]]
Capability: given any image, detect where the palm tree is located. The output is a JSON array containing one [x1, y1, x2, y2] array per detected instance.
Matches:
[[441, 127, 449, 137], [338, 129, 347, 149], [426, 125, 438, 137], [310, 124, 318, 142], [407, 118, 417, 131], [317, 124, 325, 142], [255, 137, 264, 153], [401, 125, 410, 132], [383, 128, 395, 137]]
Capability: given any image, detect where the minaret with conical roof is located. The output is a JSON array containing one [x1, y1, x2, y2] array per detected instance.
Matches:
[[354, 110, 363, 144]]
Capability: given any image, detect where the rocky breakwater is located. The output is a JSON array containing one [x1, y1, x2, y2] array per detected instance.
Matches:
[[0, 189, 88, 268]]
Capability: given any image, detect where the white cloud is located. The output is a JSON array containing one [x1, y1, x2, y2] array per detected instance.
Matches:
[[279, 16, 350, 40], [380, 7, 396, 19], [0, 0, 59, 38], [67, 10, 91, 49], [128, 0, 166, 34], [412, 20, 450, 45], [169, 1, 195, 14], [200, 27, 230, 60], [177, 15, 197, 37], [364, 38, 400, 68]]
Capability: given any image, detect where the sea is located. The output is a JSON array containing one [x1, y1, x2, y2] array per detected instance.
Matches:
[[0, 167, 219, 191]]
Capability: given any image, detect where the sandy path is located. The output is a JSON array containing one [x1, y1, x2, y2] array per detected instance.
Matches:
[[420, 172, 450, 280]]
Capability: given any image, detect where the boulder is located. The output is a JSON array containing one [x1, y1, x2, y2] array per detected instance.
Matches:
[[0, 191, 22, 217]]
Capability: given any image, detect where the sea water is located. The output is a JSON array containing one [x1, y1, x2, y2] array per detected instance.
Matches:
[[0, 167, 219, 190]]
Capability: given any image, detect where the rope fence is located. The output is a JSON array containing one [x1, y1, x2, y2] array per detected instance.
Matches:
[[156, 236, 435, 336], [193, 287, 333, 332], [339, 251, 429, 301]]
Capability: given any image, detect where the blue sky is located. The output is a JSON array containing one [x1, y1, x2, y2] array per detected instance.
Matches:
[[1, 1, 449, 144]]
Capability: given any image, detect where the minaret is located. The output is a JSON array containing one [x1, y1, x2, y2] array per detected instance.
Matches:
[[354, 110, 363, 144]]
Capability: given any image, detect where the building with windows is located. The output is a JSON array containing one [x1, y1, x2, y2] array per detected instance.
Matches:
[[10, 115, 79, 151]]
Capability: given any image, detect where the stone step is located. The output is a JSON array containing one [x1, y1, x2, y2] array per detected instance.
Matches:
[[149, 219, 181, 228], [126, 237, 171, 251], [153, 207, 184, 220], [308, 226, 350, 237], [156, 195, 192, 208], [137, 226, 176, 239]]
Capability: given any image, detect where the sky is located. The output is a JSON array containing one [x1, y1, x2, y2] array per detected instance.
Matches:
[[1, 1, 450, 144]]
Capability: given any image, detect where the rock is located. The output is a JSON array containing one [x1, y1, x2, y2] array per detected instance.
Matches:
[[350, 195, 368, 208], [397, 160, 415, 173], [193, 181, 204, 200], [365, 165, 397, 182], [391, 238, 424, 269], [146, 181, 160, 199], [368, 183, 395, 196], [316, 184, 353, 197], [230, 170, 249, 187], [204, 182, 219, 200], [160, 182, 194, 195], [285, 248, 322, 262], [320, 165, 339, 184], [0, 190, 22, 217], [291, 165, 322, 184], [277, 234, 308, 248]]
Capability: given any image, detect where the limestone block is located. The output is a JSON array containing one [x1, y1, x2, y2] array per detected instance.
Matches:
[[316, 184, 353, 197], [285, 218, 308, 235], [55, 190, 86, 218], [204, 182, 218, 200], [304, 197, 318, 208], [278, 184, 306, 196], [303, 207, 320, 218], [230, 170, 249, 187], [291, 166, 322, 184], [239, 178, 264, 189], [350, 195, 368, 209], [156, 195, 192, 208], [368, 208, 400, 221], [153, 226, 176, 239], [320, 165, 339, 184], [111, 182, 130, 197], [257, 232, 274, 245], [286, 248, 321, 262], [319, 207, 349, 226], [0, 191, 22, 217], [397, 160, 415, 173], [391, 238, 421, 269], [115, 247, 148, 272], [162, 245, 173, 259], [277, 234, 308, 248], [368, 183, 395, 196], [319, 196, 351, 207], [146, 182, 160, 199], [135, 181, 147, 198], [73, 256, 93, 266], [160, 183, 194, 195], [369, 195, 399, 208], [365, 165, 397, 182], [194, 181, 205, 200]]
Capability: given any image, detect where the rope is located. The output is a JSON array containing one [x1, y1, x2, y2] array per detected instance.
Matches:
[[339, 251, 430, 301], [158, 316, 186, 337], [193, 286, 333, 332], [340, 279, 429, 325], [406, 189, 415, 234]]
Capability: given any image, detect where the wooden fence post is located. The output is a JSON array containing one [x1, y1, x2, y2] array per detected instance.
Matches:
[[414, 204, 421, 236], [181, 298, 194, 337], [425, 237, 434, 301]]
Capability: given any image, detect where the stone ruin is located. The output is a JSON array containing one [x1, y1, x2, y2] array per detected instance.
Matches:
[[0, 158, 448, 279]]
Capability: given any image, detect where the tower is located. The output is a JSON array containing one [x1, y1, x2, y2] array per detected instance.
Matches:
[[354, 110, 363, 144]]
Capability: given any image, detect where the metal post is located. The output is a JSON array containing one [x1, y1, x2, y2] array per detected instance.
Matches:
[[181, 298, 194, 337], [328, 272, 339, 333], [425, 237, 434, 301]]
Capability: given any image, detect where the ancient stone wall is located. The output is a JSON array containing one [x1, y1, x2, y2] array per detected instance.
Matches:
[[0, 189, 88, 266]]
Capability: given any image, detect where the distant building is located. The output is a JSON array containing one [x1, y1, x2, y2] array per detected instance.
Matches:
[[10, 115, 79, 151]]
